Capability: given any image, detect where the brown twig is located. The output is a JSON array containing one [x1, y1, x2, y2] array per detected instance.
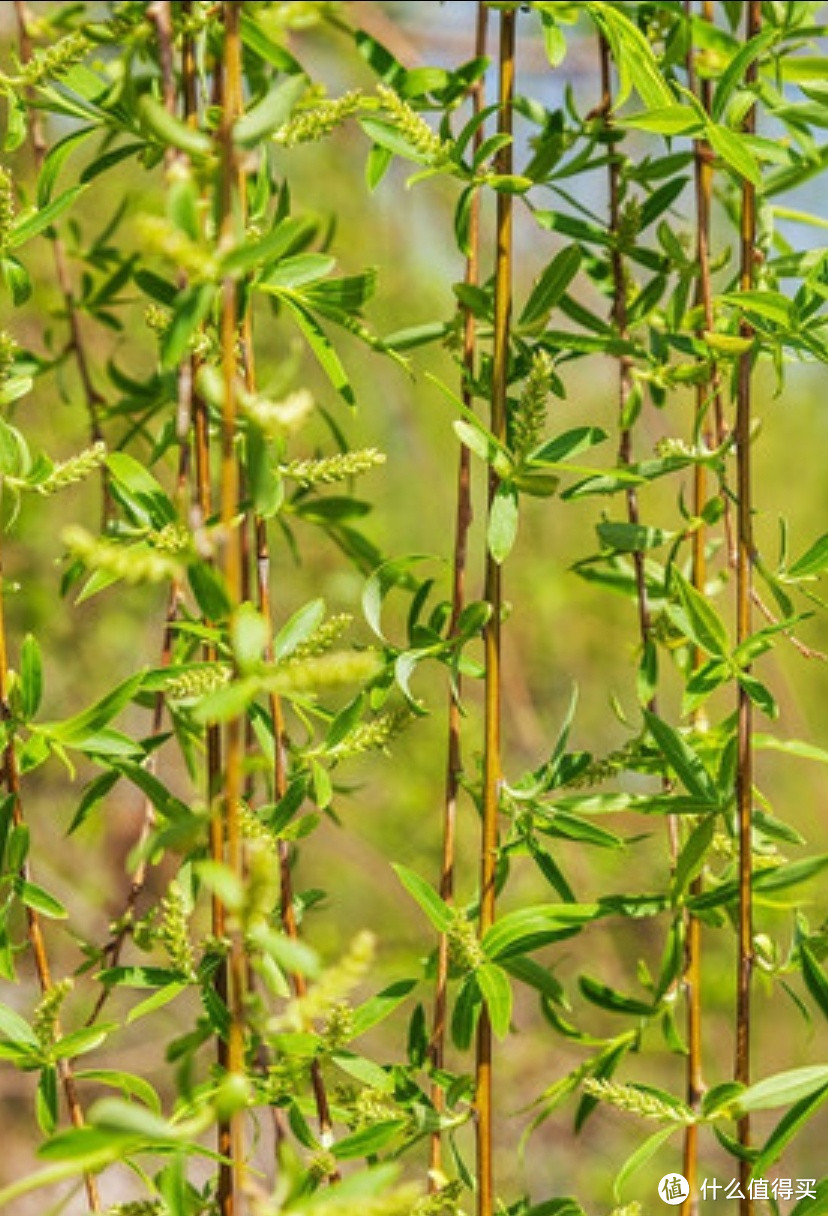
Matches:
[[86, 0, 194, 1029], [0, 504, 100, 1211], [599, 39, 678, 867], [683, 5, 714, 1208], [239, 292, 338, 1171], [476, 13, 514, 1216], [216, 7, 247, 1212], [14, 0, 112, 528], [429, 0, 488, 1189], [735, 7, 761, 1213]]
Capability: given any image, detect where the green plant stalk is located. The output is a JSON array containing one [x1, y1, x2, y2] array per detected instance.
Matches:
[[14, 0, 111, 527], [735, 6, 761, 1212], [239, 299, 338, 1170], [599, 37, 679, 863], [217, 5, 246, 1211], [0, 500, 101, 1212], [476, 12, 514, 1216], [254, 517, 338, 1166], [683, 5, 717, 1207], [430, 0, 488, 1188], [87, 0, 194, 1026]]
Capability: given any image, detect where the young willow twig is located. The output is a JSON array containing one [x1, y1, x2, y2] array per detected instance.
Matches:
[[240, 272, 337, 1170], [429, 0, 488, 1189], [598, 38, 679, 864], [87, 0, 193, 1028], [683, 4, 716, 1207], [0, 510, 100, 1212], [476, 12, 514, 1216], [217, 6, 246, 1211], [735, 6, 761, 1213], [14, 0, 111, 527]]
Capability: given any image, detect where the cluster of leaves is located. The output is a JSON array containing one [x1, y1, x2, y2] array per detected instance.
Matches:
[[1, 3, 828, 1216]]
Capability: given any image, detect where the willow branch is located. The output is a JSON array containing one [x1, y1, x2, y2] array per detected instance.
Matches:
[[0, 504, 100, 1211], [476, 13, 514, 1216], [87, 0, 193, 1027], [682, 4, 714, 1208], [599, 39, 677, 866], [240, 302, 338, 1174], [216, 6, 246, 1212], [429, 0, 488, 1189], [14, 0, 111, 527], [735, 7, 761, 1213]]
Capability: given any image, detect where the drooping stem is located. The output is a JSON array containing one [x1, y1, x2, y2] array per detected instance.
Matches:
[[599, 38, 677, 867], [0, 505, 100, 1212], [735, 6, 761, 1212], [429, 0, 488, 1188], [683, 4, 716, 1207], [240, 313, 338, 1169], [476, 12, 514, 1216], [217, 6, 246, 1212], [88, 0, 193, 1027], [14, 0, 111, 528]]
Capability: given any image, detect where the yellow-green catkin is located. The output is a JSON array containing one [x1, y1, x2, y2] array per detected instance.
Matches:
[[351, 1085, 402, 1129], [376, 84, 452, 164], [165, 663, 232, 703], [446, 910, 484, 972], [282, 448, 386, 487], [268, 650, 382, 696], [0, 332, 17, 381], [148, 523, 192, 554], [35, 442, 107, 496], [582, 1079, 692, 1124], [242, 388, 315, 436], [327, 707, 411, 760], [33, 978, 73, 1049], [274, 930, 375, 1034], [273, 91, 363, 147], [288, 613, 352, 661], [18, 31, 91, 86], [158, 881, 196, 980], [321, 1000, 355, 1050], [63, 526, 181, 584], [509, 351, 552, 458], [609, 1204, 642, 1216], [413, 1180, 465, 1216], [0, 167, 14, 252]]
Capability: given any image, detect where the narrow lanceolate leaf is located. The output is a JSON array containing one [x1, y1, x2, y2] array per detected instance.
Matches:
[[643, 711, 720, 806], [578, 975, 654, 1017], [518, 246, 582, 329], [801, 943, 828, 1021], [7, 186, 87, 249], [476, 962, 513, 1039], [750, 1085, 828, 1179], [392, 864, 452, 933], [587, 3, 675, 110], [20, 634, 43, 721], [668, 569, 729, 657], [482, 904, 598, 960], [707, 123, 761, 185], [43, 673, 145, 744], [788, 533, 828, 579], [613, 1125, 678, 1201], [277, 295, 355, 406], [234, 75, 306, 147], [488, 482, 519, 564], [730, 1065, 828, 1115], [137, 95, 211, 158]]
